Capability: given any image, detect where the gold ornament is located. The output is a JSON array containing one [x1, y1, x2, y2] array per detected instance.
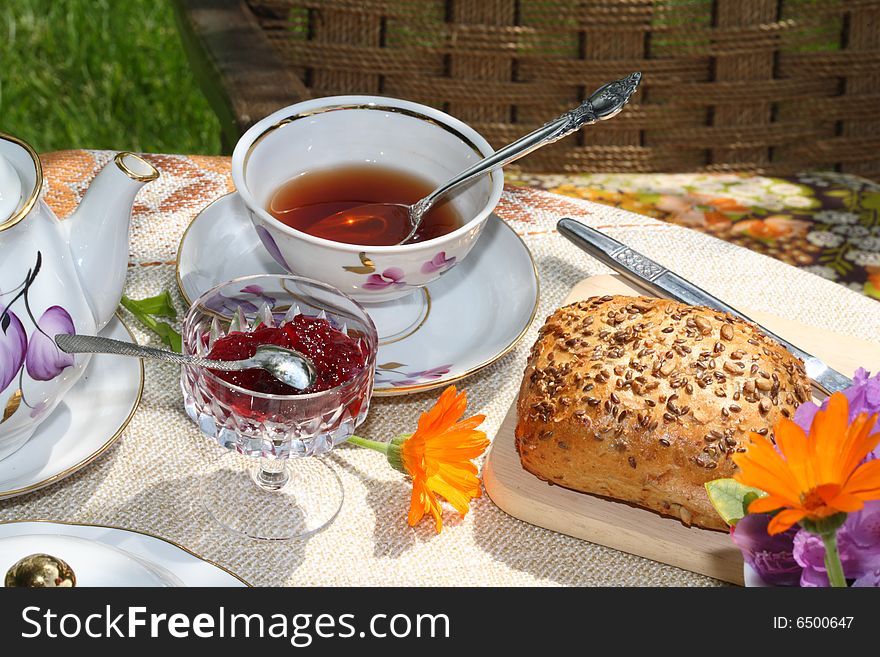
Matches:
[[4, 553, 76, 587], [2, 389, 22, 423]]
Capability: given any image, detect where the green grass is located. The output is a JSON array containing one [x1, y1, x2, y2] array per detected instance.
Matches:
[[0, 0, 220, 154]]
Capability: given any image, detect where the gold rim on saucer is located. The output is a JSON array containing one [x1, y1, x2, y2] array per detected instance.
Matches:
[[0, 519, 251, 587], [174, 193, 541, 395], [0, 317, 144, 499]]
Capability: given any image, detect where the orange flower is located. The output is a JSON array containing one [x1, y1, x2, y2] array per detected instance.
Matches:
[[732, 216, 810, 240], [396, 386, 488, 532], [733, 393, 880, 534], [349, 386, 488, 533], [708, 197, 750, 214]]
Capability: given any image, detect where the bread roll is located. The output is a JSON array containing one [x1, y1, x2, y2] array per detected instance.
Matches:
[[515, 295, 810, 531]]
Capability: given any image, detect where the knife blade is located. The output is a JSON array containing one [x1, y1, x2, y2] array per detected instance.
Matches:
[[557, 218, 852, 395]]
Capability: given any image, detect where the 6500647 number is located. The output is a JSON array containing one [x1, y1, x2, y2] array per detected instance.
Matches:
[[774, 617, 854, 629], [798, 617, 853, 629]]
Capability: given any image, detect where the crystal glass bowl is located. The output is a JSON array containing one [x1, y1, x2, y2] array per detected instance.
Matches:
[[181, 274, 378, 540]]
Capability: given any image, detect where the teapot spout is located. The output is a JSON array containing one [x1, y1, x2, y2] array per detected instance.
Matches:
[[67, 153, 159, 331]]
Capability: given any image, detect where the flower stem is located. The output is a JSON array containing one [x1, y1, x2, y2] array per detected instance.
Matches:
[[347, 435, 389, 454], [821, 531, 847, 588]]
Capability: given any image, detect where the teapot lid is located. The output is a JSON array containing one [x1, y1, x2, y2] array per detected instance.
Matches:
[[0, 151, 22, 224], [0, 133, 42, 231]]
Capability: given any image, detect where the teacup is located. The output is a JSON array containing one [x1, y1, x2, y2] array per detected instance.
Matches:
[[231, 96, 503, 303]]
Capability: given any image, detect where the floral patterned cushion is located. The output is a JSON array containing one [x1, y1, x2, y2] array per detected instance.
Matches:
[[508, 171, 880, 300]]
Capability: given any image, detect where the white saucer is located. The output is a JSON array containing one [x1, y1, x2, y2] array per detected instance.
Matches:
[[177, 193, 539, 395], [0, 317, 143, 499], [0, 521, 247, 586]]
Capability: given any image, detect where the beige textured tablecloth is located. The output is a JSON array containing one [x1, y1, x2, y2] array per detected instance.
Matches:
[[3, 151, 879, 586]]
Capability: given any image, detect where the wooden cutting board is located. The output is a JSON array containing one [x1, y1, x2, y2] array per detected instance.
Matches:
[[483, 275, 880, 584]]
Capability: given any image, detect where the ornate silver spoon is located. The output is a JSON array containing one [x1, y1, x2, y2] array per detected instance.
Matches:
[[310, 72, 642, 245], [55, 333, 317, 391]]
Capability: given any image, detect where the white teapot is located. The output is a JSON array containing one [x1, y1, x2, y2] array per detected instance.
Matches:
[[0, 132, 158, 460]]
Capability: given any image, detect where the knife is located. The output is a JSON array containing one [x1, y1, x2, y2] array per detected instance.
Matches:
[[557, 218, 852, 394]]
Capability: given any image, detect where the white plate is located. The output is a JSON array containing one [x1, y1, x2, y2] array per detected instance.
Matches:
[[0, 534, 181, 586], [0, 317, 143, 499], [176, 193, 539, 395], [0, 521, 248, 587]]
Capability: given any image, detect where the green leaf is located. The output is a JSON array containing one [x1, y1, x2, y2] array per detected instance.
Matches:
[[148, 320, 182, 353], [741, 492, 760, 515], [121, 291, 177, 318], [705, 478, 767, 526], [119, 292, 182, 353]]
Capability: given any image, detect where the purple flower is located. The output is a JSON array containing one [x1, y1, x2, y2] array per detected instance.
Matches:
[[737, 503, 880, 587], [854, 563, 880, 586], [363, 267, 406, 291], [793, 501, 880, 586], [421, 252, 456, 275], [794, 368, 880, 440], [846, 499, 880, 550], [256, 225, 291, 271], [732, 370, 880, 586], [26, 306, 75, 381], [0, 309, 27, 393], [794, 531, 860, 587], [732, 513, 802, 586]]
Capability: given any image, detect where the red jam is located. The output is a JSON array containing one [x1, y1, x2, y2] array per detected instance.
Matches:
[[206, 315, 366, 395]]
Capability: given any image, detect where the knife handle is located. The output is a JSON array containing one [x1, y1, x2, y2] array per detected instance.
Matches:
[[556, 218, 806, 359]]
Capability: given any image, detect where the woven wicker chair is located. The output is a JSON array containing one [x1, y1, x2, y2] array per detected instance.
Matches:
[[174, 0, 880, 177]]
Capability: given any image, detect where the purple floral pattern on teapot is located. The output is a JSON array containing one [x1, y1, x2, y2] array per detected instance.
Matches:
[[0, 311, 26, 393], [0, 252, 76, 418], [25, 306, 75, 380]]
